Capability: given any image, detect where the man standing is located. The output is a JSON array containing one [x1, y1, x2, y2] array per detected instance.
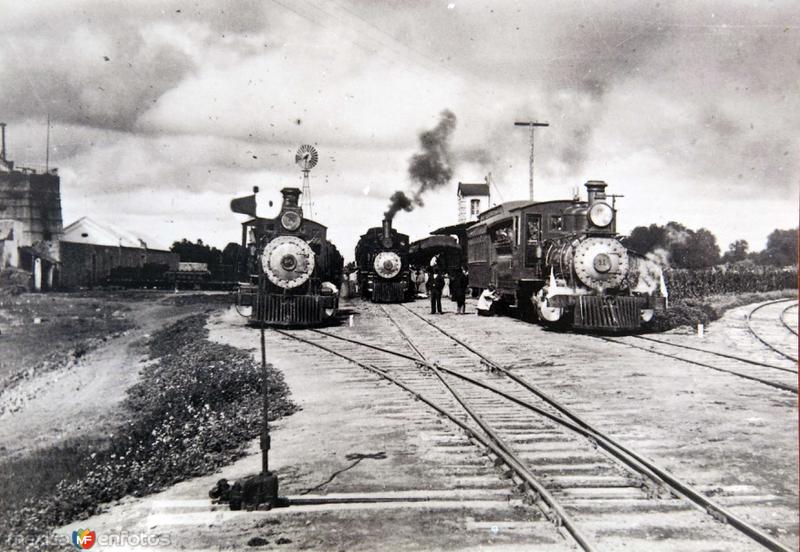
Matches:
[[450, 267, 468, 314], [430, 270, 445, 314]]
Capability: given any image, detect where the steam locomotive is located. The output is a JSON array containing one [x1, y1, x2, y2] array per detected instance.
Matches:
[[467, 180, 667, 331], [355, 218, 414, 303], [236, 187, 343, 326]]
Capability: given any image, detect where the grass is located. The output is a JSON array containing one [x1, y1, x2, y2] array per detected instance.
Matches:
[[0, 313, 295, 551]]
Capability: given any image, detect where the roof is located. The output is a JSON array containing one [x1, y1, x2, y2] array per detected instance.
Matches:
[[478, 200, 529, 221], [430, 221, 472, 236], [457, 182, 489, 196], [62, 217, 170, 251]]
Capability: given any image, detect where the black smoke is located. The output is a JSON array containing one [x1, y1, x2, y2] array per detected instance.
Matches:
[[385, 190, 414, 219], [385, 109, 457, 220]]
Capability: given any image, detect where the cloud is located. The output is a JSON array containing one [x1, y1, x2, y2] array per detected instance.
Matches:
[[0, 0, 273, 131], [0, 0, 797, 259]]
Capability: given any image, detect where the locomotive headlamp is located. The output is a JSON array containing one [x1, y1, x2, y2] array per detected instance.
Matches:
[[588, 202, 613, 227], [280, 211, 302, 231]]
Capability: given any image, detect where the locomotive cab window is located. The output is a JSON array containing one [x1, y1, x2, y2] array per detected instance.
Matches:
[[525, 214, 542, 267], [550, 215, 563, 232], [491, 222, 514, 252]]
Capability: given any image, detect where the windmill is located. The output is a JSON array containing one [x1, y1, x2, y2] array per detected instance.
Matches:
[[295, 144, 318, 218]]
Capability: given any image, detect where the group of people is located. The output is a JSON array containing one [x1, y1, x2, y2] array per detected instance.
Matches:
[[414, 265, 500, 316], [424, 267, 469, 314]]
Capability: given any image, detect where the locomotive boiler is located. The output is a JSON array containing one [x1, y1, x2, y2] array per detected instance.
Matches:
[[236, 187, 343, 327], [467, 180, 667, 331], [354, 218, 414, 303]]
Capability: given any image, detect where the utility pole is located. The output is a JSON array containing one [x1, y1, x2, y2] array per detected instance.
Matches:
[[45, 114, 50, 172], [514, 121, 548, 201]]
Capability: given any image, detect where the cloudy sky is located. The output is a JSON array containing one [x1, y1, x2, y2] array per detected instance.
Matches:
[[1, 0, 797, 257]]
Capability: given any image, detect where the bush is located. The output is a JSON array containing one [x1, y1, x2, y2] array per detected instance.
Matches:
[[0, 268, 31, 296], [2, 314, 294, 550]]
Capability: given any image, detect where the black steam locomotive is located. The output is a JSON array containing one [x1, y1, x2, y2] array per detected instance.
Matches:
[[236, 187, 343, 326], [467, 180, 667, 331], [354, 218, 414, 303]]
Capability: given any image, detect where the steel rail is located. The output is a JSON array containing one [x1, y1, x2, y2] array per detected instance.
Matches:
[[397, 303, 794, 552], [631, 335, 797, 374], [274, 328, 597, 552], [312, 326, 671, 493], [377, 305, 597, 550], [596, 336, 797, 394], [746, 300, 798, 363], [779, 302, 798, 337]]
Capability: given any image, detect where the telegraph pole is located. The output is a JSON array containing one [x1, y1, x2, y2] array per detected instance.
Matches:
[[514, 121, 548, 201]]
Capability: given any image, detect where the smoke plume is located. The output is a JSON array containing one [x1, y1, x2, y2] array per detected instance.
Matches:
[[385, 109, 457, 220]]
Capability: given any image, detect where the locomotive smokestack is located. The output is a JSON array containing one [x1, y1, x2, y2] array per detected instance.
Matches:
[[585, 180, 607, 205], [281, 187, 302, 212], [382, 217, 392, 241]]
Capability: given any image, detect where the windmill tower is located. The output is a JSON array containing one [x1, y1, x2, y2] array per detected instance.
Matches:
[[295, 144, 318, 218]]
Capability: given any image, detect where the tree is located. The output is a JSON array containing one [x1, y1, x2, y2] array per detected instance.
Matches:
[[622, 224, 667, 256], [669, 228, 719, 269], [721, 240, 749, 264], [759, 228, 798, 266], [170, 239, 223, 267]]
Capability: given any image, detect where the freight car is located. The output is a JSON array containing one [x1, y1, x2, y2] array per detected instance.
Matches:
[[236, 187, 343, 326], [354, 218, 414, 303], [467, 180, 667, 331]]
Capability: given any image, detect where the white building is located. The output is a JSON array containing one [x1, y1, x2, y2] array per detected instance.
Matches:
[[457, 181, 490, 223]]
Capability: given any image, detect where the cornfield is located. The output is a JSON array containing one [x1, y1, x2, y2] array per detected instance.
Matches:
[[665, 266, 797, 301]]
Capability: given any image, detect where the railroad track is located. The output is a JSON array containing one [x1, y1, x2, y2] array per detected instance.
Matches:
[[595, 334, 797, 394], [780, 302, 798, 337], [275, 301, 793, 551], [746, 299, 798, 363], [587, 299, 798, 394]]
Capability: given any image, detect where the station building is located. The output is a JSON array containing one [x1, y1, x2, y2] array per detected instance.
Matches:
[[60, 217, 178, 289], [457, 181, 490, 223], [0, 122, 178, 291]]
